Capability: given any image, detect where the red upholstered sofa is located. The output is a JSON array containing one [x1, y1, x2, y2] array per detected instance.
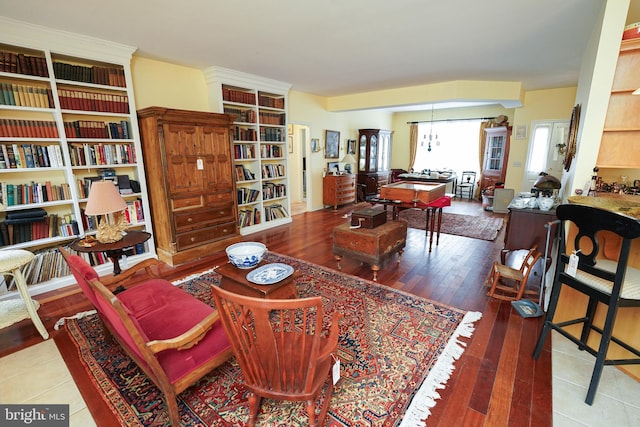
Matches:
[[59, 247, 232, 426]]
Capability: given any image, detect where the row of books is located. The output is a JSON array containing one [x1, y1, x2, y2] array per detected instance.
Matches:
[[233, 126, 258, 141], [262, 182, 286, 200], [258, 94, 285, 109], [123, 199, 145, 224], [23, 247, 70, 286], [237, 187, 260, 205], [68, 142, 137, 167], [261, 163, 285, 179], [8, 242, 147, 287], [0, 50, 48, 77], [53, 62, 126, 88], [0, 119, 58, 138], [0, 83, 53, 108], [0, 143, 64, 169], [234, 144, 256, 159], [235, 165, 256, 182], [0, 182, 71, 206], [258, 111, 285, 125], [0, 213, 76, 247], [63, 120, 130, 140], [222, 87, 256, 105], [224, 107, 256, 123], [238, 208, 261, 227], [264, 204, 289, 221], [260, 144, 284, 159], [260, 127, 285, 142], [57, 89, 129, 114]]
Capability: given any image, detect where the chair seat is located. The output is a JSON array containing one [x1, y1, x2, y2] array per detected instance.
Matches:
[[0, 249, 34, 272], [117, 280, 231, 384], [574, 260, 640, 300]]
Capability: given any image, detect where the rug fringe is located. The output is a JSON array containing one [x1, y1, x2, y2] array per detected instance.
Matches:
[[399, 311, 483, 426], [53, 309, 97, 330], [171, 267, 219, 286]]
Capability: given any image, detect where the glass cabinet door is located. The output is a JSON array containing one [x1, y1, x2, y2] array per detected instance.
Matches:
[[358, 135, 367, 172], [369, 135, 378, 172], [378, 133, 390, 171], [486, 135, 505, 170]]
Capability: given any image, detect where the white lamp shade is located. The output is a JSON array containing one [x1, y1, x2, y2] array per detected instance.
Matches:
[[84, 181, 127, 215]]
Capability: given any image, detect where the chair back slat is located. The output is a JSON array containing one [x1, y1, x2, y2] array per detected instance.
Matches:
[[211, 286, 325, 395]]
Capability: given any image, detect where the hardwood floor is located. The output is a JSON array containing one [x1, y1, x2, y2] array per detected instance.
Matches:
[[0, 198, 552, 426]]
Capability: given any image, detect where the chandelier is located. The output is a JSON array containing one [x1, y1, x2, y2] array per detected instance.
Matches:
[[421, 105, 439, 152]]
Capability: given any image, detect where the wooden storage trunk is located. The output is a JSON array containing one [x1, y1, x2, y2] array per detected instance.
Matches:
[[379, 181, 445, 204], [351, 208, 387, 228]]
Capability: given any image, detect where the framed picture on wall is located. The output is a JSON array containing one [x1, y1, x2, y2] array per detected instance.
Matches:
[[325, 130, 340, 158], [311, 138, 321, 152], [347, 139, 356, 155]]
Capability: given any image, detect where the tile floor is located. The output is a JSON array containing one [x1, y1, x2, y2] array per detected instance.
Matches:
[[0, 331, 638, 426], [0, 339, 96, 427], [551, 332, 640, 426]]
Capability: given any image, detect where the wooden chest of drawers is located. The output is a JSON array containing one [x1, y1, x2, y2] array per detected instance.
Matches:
[[332, 220, 407, 281], [323, 174, 356, 209]]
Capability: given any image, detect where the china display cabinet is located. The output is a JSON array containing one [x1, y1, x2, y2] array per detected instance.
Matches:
[[357, 129, 393, 199], [481, 126, 511, 191]]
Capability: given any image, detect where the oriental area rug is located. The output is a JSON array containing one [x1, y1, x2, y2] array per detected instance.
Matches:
[[56, 252, 481, 426], [396, 210, 504, 241]]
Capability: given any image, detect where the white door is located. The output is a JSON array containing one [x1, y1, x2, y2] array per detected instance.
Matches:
[[522, 120, 569, 191]]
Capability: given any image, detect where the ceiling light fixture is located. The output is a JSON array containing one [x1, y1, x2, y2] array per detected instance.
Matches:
[[426, 105, 439, 152]]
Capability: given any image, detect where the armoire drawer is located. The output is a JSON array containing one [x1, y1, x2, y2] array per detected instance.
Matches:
[[175, 221, 237, 251], [173, 206, 235, 232]]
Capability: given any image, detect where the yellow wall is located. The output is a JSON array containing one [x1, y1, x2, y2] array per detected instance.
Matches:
[[508, 87, 577, 192], [131, 57, 210, 111], [288, 90, 393, 209]]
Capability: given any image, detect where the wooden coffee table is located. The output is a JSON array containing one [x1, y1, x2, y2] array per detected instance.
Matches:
[[215, 261, 298, 299], [332, 220, 407, 281]]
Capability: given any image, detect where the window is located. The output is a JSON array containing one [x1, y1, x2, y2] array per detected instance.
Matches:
[[413, 120, 482, 175]]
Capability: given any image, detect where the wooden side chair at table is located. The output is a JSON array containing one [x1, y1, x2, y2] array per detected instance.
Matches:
[[59, 247, 233, 427], [532, 204, 640, 405], [210, 285, 343, 427]]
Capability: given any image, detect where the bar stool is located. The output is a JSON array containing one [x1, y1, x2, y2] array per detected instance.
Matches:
[[424, 195, 452, 252], [532, 204, 640, 405], [0, 249, 49, 339]]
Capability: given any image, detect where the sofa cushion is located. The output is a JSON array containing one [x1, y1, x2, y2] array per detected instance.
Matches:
[[118, 280, 231, 384]]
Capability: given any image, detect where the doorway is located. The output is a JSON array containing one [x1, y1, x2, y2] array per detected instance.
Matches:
[[289, 123, 311, 215], [522, 120, 569, 191]]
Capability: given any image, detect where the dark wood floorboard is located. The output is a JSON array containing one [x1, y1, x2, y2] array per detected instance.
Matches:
[[0, 198, 552, 426]]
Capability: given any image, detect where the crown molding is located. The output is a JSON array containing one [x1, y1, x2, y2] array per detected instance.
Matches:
[[0, 17, 136, 64], [204, 66, 291, 94]]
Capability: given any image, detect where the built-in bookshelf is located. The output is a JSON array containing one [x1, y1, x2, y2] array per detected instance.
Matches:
[[0, 18, 155, 299], [205, 66, 292, 235]]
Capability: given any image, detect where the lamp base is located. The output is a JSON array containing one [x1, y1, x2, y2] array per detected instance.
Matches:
[[95, 212, 127, 244], [96, 225, 125, 244]]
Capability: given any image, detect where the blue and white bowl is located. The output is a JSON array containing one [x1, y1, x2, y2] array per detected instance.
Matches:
[[225, 242, 267, 269]]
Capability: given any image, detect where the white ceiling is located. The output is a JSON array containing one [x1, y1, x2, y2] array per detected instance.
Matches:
[[1, 0, 636, 102]]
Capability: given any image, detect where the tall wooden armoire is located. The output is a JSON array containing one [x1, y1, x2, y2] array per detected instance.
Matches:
[[137, 107, 240, 266]]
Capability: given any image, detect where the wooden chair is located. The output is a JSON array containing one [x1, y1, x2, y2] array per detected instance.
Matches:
[[59, 247, 233, 426], [210, 285, 343, 427], [456, 171, 476, 199], [532, 204, 640, 405], [486, 245, 542, 301]]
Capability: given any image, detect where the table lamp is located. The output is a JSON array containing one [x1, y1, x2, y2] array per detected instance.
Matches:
[[84, 181, 128, 243], [340, 153, 357, 173]]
